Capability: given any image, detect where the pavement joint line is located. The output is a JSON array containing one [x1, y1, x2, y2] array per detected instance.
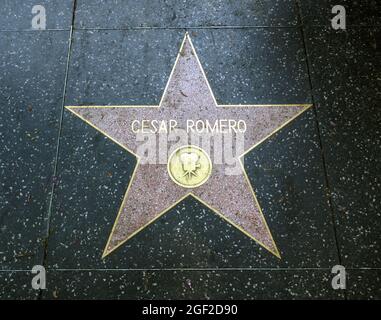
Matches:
[[1, 26, 300, 32], [1, 267, 381, 272], [39, 1, 77, 297], [295, 0, 343, 265], [0, 25, 379, 33], [74, 25, 380, 30], [75, 25, 301, 30], [0, 29, 71, 32], [43, 25, 74, 242]]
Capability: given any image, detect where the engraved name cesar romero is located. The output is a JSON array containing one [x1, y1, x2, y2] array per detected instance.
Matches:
[[131, 118, 247, 134]]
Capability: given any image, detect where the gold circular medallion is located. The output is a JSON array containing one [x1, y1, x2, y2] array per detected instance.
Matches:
[[168, 145, 212, 188]]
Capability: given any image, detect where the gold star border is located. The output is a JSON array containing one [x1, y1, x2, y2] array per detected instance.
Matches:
[[66, 33, 312, 259]]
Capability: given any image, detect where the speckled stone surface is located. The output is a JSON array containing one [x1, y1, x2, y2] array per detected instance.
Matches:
[[64, 29, 311, 105], [347, 270, 381, 299], [75, 0, 298, 29], [41, 269, 344, 299], [0, 31, 70, 270], [245, 109, 339, 267], [0, 271, 39, 299], [304, 27, 381, 268], [0, 0, 73, 31], [299, 0, 381, 26], [65, 30, 183, 105], [1, 2, 380, 300], [191, 29, 311, 104]]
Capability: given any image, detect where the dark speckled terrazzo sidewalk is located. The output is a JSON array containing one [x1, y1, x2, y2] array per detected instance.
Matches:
[[0, 0, 380, 300]]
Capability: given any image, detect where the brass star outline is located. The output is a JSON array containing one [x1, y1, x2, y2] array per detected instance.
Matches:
[[66, 33, 312, 259]]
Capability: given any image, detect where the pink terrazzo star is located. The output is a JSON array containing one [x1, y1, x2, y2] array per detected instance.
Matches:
[[66, 33, 311, 258]]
